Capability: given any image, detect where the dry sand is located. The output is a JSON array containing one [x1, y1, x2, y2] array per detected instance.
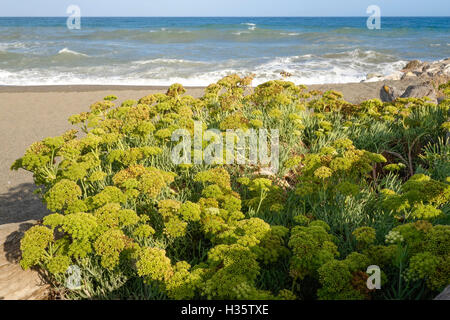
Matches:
[[0, 79, 423, 226]]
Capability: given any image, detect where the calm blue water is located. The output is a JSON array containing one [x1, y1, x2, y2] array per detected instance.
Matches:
[[0, 17, 448, 85]]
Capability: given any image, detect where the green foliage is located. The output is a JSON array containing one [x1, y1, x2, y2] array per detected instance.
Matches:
[[382, 174, 449, 221], [44, 179, 82, 212], [353, 227, 376, 249], [136, 247, 173, 282], [20, 225, 54, 270], [94, 229, 126, 270], [289, 220, 338, 280], [13, 75, 450, 300]]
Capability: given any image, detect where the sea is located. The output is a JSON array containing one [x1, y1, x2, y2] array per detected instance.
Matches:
[[0, 17, 449, 86]]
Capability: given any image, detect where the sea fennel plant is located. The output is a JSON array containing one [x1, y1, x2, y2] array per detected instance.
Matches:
[[12, 77, 450, 300]]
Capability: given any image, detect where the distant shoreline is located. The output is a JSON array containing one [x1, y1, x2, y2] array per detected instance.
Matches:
[[0, 79, 419, 97], [0, 85, 206, 93]]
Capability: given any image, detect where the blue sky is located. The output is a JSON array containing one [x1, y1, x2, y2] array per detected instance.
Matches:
[[1, 0, 449, 16]]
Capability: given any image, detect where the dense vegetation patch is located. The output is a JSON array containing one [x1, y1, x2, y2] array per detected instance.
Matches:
[[12, 76, 450, 300]]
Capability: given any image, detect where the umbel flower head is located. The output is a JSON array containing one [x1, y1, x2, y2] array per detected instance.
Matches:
[[20, 225, 54, 270], [382, 174, 449, 220], [113, 165, 176, 199], [94, 229, 126, 270], [44, 179, 82, 212], [288, 220, 338, 280], [136, 247, 174, 283]]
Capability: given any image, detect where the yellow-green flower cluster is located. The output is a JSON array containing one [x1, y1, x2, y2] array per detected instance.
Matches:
[[288, 220, 338, 280], [382, 174, 449, 220], [46, 255, 71, 275], [316, 255, 370, 300], [112, 165, 176, 199], [20, 225, 54, 270], [243, 178, 285, 214], [352, 227, 376, 249], [136, 247, 174, 282], [295, 138, 386, 198], [94, 229, 126, 270], [44, 179, 82, 212]]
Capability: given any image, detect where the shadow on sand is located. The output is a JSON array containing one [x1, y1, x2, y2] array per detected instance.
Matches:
[[0, 183, 49, 225], [2, 221, 35, 263]]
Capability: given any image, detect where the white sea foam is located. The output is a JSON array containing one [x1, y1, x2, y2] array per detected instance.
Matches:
[[0, 49, 407, 87], [232, 31, 250, 35], [0, 42, 28, 50], [132, 58, 206, 65], [58, 48, 89, 57], [241, 23, 256, 30]]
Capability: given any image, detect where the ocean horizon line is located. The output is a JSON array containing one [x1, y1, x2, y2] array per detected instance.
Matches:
[[1, 15, 449, 18]]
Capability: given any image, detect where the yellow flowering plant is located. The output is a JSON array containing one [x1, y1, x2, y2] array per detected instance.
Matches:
[[12, 77, 450, 300]]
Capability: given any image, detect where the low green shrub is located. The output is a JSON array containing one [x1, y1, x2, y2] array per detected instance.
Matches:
[[12, 77, 450, 300]]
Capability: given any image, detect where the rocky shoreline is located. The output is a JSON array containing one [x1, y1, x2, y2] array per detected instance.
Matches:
[[363, 58, 450, 104], [364, 57, 450, 83]]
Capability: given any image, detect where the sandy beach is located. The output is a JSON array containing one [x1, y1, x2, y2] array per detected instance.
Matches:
[[0, 79, 426, 226]]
